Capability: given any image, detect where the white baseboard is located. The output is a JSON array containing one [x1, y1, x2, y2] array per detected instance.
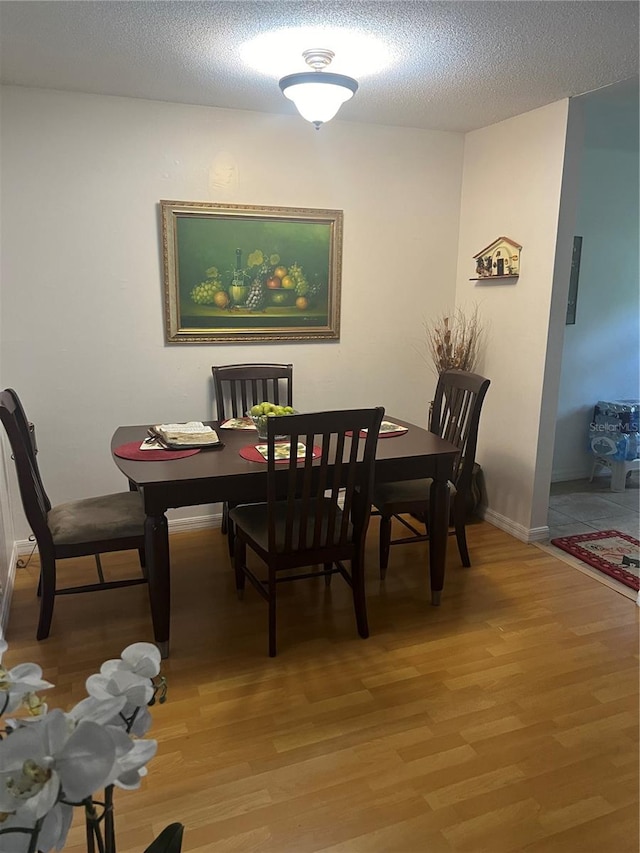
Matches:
[[478, 505, 549, 543], [551, 466, 593, 483], [164, 512, 220, 533], [0, 541, 19, 638]]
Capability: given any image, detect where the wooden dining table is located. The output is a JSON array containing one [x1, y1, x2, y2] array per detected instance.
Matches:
[[111, 418, 459, 657]]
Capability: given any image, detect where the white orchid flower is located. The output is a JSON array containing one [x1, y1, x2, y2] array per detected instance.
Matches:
[[0, 724, 60, 822], [70, 693, 152, 735], [83, 643, 161, 727], [0, 801, 74, 853], [68, 695, 127, 726], [21, 692, 48, 717], [0, 641, 164, 853], [2, 695, 49, 732], [104, 730, 158, 790], [88, 642, 160, 681], [0, 811, 42, 853], [0, 661, 54, 715], [36, 801, 74, 852], [86, 666, 154, 708], [0, 710, 116, 821], [121, 704, 152, 736], [120, 642, 161, 678]]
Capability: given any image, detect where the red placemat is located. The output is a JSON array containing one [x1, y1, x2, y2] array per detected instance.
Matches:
[[239, 444, 322, 464], [113, 441, 201, 461]]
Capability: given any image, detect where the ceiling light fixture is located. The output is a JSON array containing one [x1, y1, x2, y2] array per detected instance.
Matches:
[[278, 49, 358, 129]]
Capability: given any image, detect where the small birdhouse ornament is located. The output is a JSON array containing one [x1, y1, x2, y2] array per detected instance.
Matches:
[[472, 237, 521, 278]]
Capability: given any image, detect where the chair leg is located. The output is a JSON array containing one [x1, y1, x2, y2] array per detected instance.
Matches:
[[233, 535, 246, 599], [129, 480, 147, 575], [36, 556, 56, 641], [221, 501, 228, 535], [351, 555, 369, 639], [324, 562, 333, 586], [268, 569, 277, 657], [453, 500, 471, 567], [94, 554, 106, 584], [379, 514, 392, 578], [226, 518, 236, 560]]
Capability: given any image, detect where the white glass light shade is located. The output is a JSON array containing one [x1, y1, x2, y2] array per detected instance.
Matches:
[[279, 71, 358, 128]]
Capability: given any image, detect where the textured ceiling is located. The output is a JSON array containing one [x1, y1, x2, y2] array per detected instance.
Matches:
[[0, 1, 638, 132]]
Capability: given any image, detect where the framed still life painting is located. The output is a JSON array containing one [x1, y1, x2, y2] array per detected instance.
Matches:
[[160, 200, 343, 343]]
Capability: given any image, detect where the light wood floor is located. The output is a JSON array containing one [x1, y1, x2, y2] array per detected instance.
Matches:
[[3, 520, 638, 852]]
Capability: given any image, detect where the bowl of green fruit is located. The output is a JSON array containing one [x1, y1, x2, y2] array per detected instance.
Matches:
[[248, 402, 297, 440]]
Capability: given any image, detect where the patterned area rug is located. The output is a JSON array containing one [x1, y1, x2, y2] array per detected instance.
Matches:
[[550, 530, 640, 592]]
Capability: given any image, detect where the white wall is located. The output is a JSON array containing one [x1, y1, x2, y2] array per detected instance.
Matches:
[[0, 126, 16, 624], [552, 92, 640, 481], [0, 288, 16, 632], [455, 100, 572, 540], [0, 86, 464, 539]]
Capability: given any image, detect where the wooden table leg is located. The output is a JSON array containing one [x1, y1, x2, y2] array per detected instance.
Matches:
[[144, 513, 170, 658], [428, 477, 450, 605]]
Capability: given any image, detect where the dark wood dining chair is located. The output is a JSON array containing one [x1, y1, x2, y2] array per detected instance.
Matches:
[[212, 363, 294, 554], [4, 387, 47, 501], [372, 369, 490, 575], [0, 389, 148, 641], [212, 363, 293, 420], [230, 406, 385, 656]]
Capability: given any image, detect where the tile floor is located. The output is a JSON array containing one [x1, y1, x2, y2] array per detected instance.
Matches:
[[547, 471, 640, 541]]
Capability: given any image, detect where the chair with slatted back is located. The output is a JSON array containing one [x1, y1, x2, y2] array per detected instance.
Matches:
[[372, 369, 490, 575], [7, 384, 145, 584], [212, 363, 294, 553], [212, 363, 293, 421], [0, 389, 148, 640], [5, 388, 47, 505], [230, 406, 385, 657]]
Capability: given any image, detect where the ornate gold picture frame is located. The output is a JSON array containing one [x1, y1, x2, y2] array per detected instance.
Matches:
[[160, 200, 343, 343]]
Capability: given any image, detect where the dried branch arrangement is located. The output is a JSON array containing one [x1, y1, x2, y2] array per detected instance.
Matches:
[[423, 305, 485, 374]]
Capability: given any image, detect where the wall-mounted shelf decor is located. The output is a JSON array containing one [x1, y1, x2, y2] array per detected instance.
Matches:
[[471, 236, 522, 280], [469, 275, 519, 281]]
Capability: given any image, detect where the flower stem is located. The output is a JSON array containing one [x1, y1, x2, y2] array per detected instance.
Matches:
[[104, 785, 116, 853], [85, 798, 107, 853]]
